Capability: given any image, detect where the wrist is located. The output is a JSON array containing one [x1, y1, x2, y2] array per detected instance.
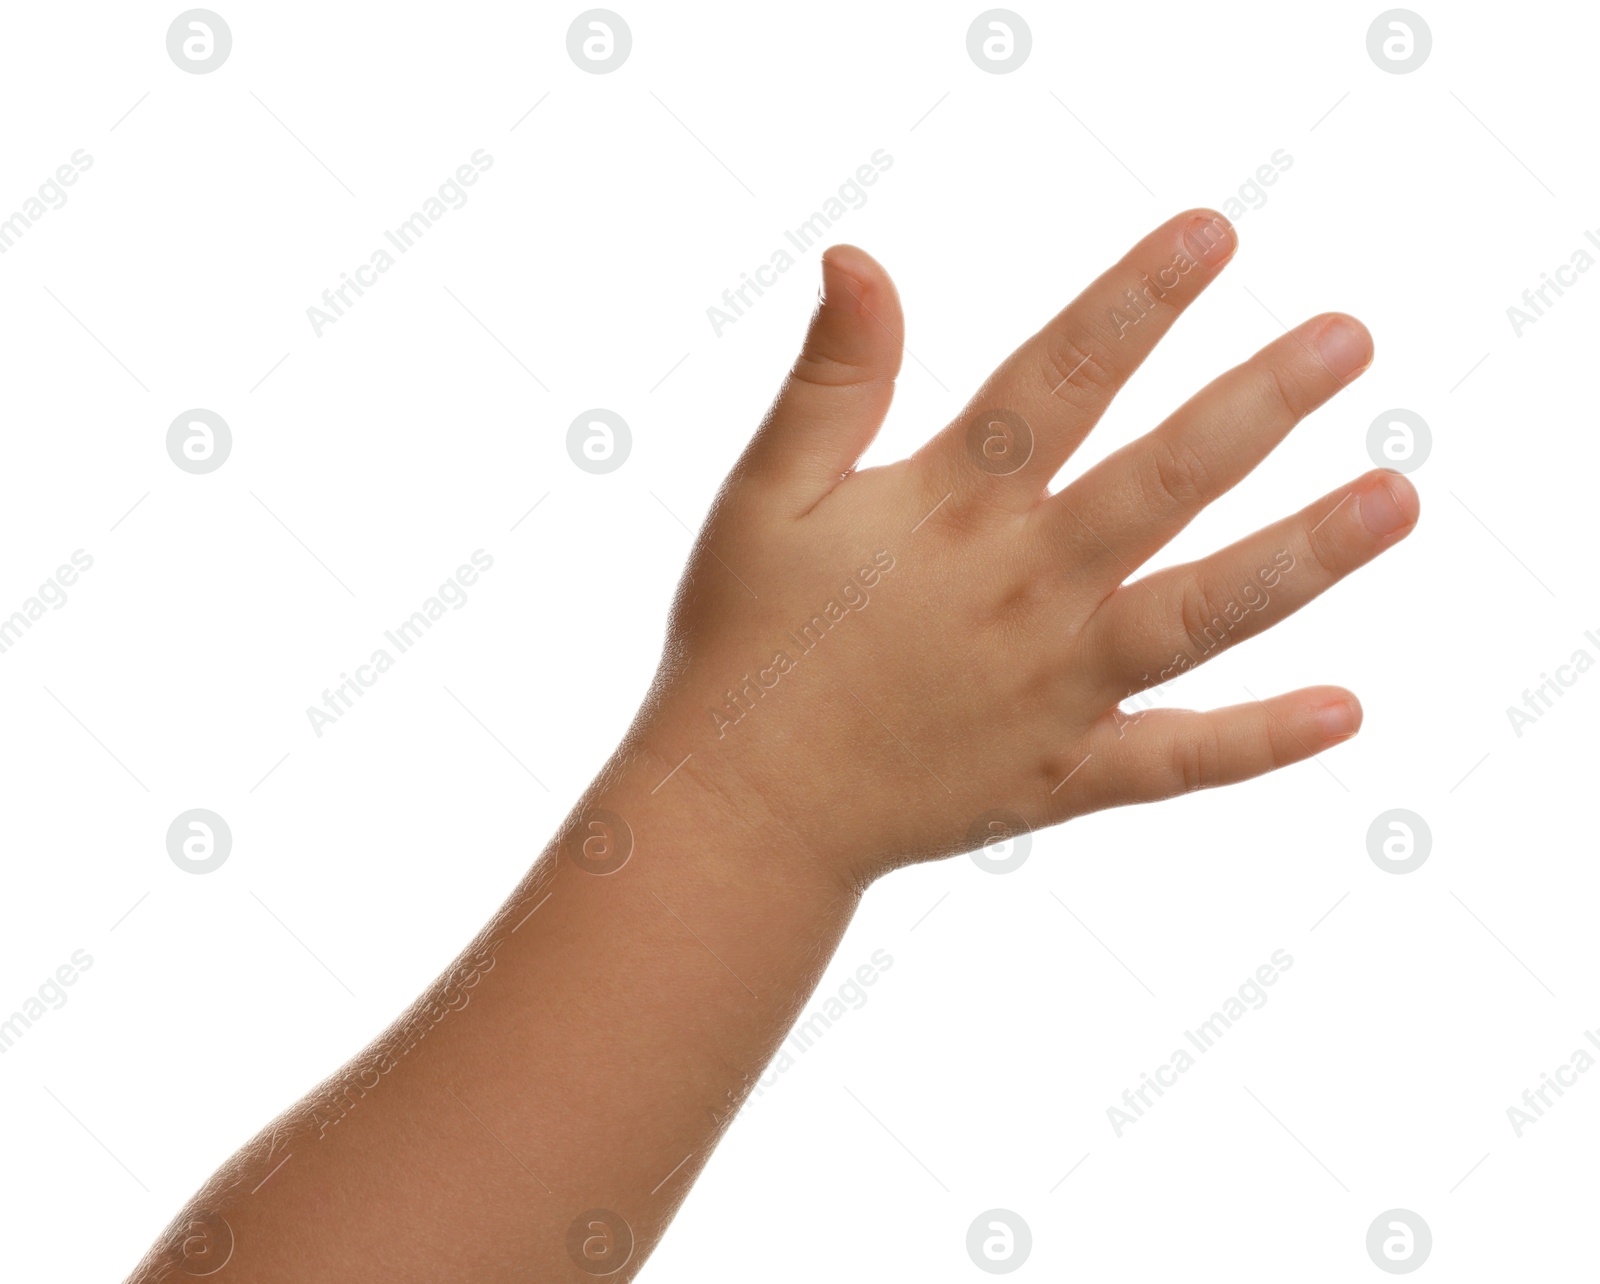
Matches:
[[557, 727, 870, 903]]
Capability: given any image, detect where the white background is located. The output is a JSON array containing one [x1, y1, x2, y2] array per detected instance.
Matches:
[[0, 0, 1594, 1278]]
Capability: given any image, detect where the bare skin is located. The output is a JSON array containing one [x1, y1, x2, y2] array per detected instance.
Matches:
[[128, 209, 1418, 1282]]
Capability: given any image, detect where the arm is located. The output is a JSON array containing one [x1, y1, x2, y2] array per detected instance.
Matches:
[[128, 209, 1417, 1282], [135, 771, 858, 1281]]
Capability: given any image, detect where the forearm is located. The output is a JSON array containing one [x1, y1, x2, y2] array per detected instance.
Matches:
[[129, 744, 862, 1282]]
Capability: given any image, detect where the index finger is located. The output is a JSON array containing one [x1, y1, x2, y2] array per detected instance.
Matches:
[[919, 208, 1238, 510]]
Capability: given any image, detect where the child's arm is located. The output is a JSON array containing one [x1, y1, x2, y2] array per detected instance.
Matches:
[[127, 210, 1416, 1282]]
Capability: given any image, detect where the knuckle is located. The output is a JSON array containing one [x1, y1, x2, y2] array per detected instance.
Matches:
[[1040, 743, 1094, 799], [985, 578, 1046, 633], [1041, 335, 1116, 404], [1301, 496, 1352, 579], [1302, 522, 1341, 581], [1171, 724, 1224, 794], [1145, 432, 1214, 511], [791, 348, 881, 390], [790, 306, 887, 390], [1264, 717, 1299, 771], [1261, 361, 1311, 424], [1174, 578, 1229, 655]]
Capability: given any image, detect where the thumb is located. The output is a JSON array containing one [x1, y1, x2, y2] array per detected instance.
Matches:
[[740, 245, 904, 509]]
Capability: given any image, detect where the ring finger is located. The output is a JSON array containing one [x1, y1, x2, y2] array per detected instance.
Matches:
[[1087, 468, 1420, 695]]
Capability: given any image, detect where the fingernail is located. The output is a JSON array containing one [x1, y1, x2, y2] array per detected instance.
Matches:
[[1359, 473, 1408, 536], [821, 256, 865, 313], [1183, 214, 1236, 266], [1318, 700, 1360, 742], [1314, 316, 1372, 382]]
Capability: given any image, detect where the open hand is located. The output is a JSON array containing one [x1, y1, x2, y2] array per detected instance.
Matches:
[[636, 209, 1418, 886]]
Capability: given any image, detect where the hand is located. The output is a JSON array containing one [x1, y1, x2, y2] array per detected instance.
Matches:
[[634, 208, 1418, 886]]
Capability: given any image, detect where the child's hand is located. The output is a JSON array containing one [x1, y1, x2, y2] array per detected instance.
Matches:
[[128, 210, 1421, 1284], [639, 209, 1417, 883]]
